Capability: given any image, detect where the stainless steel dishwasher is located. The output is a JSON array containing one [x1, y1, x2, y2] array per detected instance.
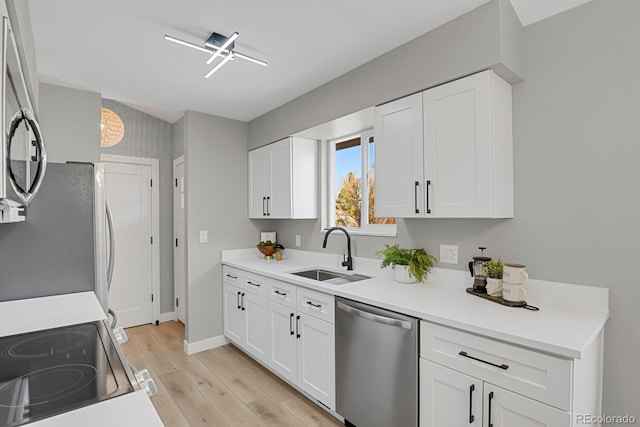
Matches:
[[336, 297, 419, 427]]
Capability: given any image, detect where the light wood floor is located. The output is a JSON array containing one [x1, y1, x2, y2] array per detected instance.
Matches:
[[122, 321, 342, 427]]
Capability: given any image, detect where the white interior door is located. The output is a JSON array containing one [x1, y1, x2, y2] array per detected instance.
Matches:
[[105, 161, 153, 328], [173, 158, 185, 323]]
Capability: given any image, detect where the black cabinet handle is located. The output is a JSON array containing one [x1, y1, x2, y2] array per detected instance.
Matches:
[[459, 351, 509, 370], [226, 274, 238, 279], [414, 181, 420, 214], [266, 196, 271, 216], [241, 293, 245, 311], [296, 315, 301, 338], [469, 384, 475, 423], [274, 290, 287, 296], [306, 301, 322, 308], [247, 281, 261, 288], [426, 180, 431, 214], [262, 196, 266, 216], [236, 291, 241, 309], [488, 391, 494, 427], [289, 313, 294, 335]]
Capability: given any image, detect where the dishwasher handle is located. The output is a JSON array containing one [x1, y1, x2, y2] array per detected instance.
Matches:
[[337, 301, 413, 330]]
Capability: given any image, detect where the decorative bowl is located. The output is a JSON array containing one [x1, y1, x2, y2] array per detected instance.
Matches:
[[257, 245, 277, 256]]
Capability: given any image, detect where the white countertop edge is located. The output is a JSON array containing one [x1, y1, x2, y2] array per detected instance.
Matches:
[[222, 249, 610, 359], [0, 292, 107, 337], [29, 390, 162, 427]]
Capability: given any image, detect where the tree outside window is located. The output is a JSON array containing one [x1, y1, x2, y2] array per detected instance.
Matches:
[[331, 131, 396, 232]]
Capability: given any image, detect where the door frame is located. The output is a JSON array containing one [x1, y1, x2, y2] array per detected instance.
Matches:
[[100, 153, 161, 324], [173, 155, 185, 323]]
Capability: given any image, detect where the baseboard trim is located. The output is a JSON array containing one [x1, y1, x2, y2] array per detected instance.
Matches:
[[183, 335, 229, 355], [158, 311, 177, 322]]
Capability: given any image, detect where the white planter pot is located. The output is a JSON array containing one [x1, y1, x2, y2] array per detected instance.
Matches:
[[394, 265, 415, 284], [486, 278, 503, 297]]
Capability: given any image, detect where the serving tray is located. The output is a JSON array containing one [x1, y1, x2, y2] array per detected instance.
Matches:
[[466, 288, 539, 311]]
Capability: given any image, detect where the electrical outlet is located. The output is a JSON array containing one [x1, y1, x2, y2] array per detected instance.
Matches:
[[440, 244, 458, 264], [295, 234, 302, 247], [199, 230, 208, 243]]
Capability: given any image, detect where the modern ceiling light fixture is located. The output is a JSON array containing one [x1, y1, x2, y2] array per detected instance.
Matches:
[[164, 31, 267, 79]]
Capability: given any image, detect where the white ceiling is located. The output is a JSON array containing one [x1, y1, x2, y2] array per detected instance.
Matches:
[[27, 0, 592, 124]]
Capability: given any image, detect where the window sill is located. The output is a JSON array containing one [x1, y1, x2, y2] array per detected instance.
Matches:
[[319, 227, 397, 238]]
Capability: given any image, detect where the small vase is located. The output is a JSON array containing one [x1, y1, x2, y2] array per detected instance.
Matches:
[[486, 278, 503, 297], [394, 265, 415, 284]]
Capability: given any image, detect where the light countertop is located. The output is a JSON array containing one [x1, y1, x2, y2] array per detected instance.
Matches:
[[222, 249, 609, 359]]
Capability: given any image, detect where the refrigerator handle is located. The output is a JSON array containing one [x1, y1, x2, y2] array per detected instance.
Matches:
[[106, 200, 115, 291]]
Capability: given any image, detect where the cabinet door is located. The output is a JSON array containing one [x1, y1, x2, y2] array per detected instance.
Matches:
[[484, 384, 571, 427], [374, 93, 425, 218], [243, 291, 269, 363], [267, 300, 297, 384], [297, 313, 335, 410], [420, 360, 482, 427], [248, 147, 272, 218], [223, 283, 244, 345], [268, 138, 292, 218], [423, 71, 492, 217]]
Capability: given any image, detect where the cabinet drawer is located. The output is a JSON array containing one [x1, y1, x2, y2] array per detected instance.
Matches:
[[223, 266, 243, 286], [269, 280, 297, 308], [244, 272, 268, 296], [420, 321, 572, 411], [297, 287, 335, 324]]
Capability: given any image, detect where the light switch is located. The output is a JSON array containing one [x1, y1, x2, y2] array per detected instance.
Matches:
[[440, 244, 458, 264], [199, 230, 208, 243]]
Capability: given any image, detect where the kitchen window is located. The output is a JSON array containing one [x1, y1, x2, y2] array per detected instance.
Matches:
[[326, 130, 396, 236]]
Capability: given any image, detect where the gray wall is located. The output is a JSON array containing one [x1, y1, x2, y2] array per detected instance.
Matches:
[[100, 99, 175, 314], [247, 0, 522, 150], [183, 111, 261, 343], [172, 116, 185, 160], [38, 83, 101, 162], [254, 0, 639, 417], [38, 84, 176, 316]]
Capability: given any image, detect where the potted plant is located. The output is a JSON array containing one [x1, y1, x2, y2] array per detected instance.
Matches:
[[375, 244, 437, 283], [485, 258, 503, 296]]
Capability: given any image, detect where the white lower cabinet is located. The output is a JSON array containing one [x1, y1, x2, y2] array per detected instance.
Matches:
[[267, 295, 336, 410], [222, 282, 268, 364], [420, 360, 570, 427], [420, 359, 482, 427], [296, 312, 335, 409], [484, 383, 570, 427], [224, 268, 336, 412]]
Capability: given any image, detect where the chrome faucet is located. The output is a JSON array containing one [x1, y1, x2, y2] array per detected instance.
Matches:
[[322, 226, 353, 271]]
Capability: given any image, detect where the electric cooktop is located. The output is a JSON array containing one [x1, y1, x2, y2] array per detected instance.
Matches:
[[0, 321, 135, 427]]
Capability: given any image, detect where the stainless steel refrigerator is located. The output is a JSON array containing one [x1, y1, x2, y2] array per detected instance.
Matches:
[[0, 162, 111, 313]]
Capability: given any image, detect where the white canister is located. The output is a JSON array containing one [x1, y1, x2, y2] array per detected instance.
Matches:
[[502, 282, 528, 302], [503, 263, 529, 285]]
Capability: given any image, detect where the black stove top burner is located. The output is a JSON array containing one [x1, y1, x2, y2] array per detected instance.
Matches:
[[0, 321, 134, 427]]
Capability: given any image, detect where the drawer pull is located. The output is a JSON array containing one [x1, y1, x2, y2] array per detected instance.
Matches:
[[488, 391, 494, 427], [458, 351, 509, 370], [274, 290, 287, 297], [226, 274, 238, 279], [247, 281, 261, 288], [289, 313, 294, 335], [306, 301, 322, 309], [469, 384, 475, 423]]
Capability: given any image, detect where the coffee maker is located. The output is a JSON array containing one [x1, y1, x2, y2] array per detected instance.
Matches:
[[468, 247, 491, 293]]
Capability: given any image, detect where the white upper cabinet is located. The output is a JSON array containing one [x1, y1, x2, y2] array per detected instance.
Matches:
[[374, 70, 513, 219], [374, 93, 424, 218], [248, 137, 318, 219]]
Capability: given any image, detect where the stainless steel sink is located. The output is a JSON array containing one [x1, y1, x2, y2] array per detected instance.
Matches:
[[291, 269, 370, 285]]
